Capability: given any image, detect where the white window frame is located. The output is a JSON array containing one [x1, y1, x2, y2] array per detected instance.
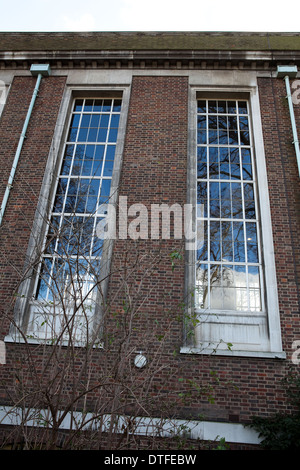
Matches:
[[5, 85, 130, 346], [182, 86, 285, 359]]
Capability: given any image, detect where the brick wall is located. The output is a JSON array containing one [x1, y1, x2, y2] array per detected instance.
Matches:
[[106, 75, 189, 352], [104, 75, 300, 425], [0, 75, 66, 336], [0, 73, 299, 449], [103, 75, 300, 425], [258, 77, 300, 360]]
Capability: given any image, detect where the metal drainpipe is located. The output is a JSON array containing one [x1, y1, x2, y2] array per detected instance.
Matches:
[[276, 65, 300, 177], [0, 64, 51, 226]]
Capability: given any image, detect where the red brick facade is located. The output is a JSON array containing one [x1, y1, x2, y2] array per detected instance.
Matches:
[[258, 78, 300, 360], [0, 75, 66, 337], [107, 76, 188, 351], [0, 33, 300, 450]]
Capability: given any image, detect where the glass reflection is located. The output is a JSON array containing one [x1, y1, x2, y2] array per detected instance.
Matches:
[[248, 266, 261, 311], [197, 146, 207, 178], [196, 263, 208, 308], [231, 183, 243, 218], [197, 100, 206, 113], [233, 221, 245, 262], [221, 221, 233, 262], [196, 99, 262, 313], [35, 98, 121, 302], [196, 263, 261, 311], [208, 100, 217, 113], [244, 183, 256, 219], [210, 221, 221, 261], [221, 182, 231, 218], [197, 220, 208, 261], [197, 181, 207, 217], [210, 182, 220, 218], [246, 222, 258, 263]]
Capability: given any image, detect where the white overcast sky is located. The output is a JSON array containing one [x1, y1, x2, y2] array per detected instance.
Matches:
[[0, 0, 299, 32]]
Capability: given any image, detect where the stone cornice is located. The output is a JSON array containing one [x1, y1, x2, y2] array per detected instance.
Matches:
[[1, 32, 300, 71], [0, 50, 300, 72]]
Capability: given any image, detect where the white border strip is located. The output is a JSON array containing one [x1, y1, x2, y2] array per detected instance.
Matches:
[[0, 406, 262, 445]]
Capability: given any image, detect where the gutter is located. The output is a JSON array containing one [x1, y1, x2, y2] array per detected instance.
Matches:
[[0, 64, 51, 226], [276, 65, 300, 177]]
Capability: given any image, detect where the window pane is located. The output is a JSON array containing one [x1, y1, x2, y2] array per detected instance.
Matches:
[[197, 147, 207, 178], [97, 128, 108, 142], [217, 101, 227, 114], [113, 99, 122, 112], [227, 101, 236, 114], [231, 183, 243, 219], [95, 145, 105, 159], [233, 221, 245, 262], [238, 101, 248, 114], [93, 217, 105, 256], [222, 221, 233, 262], [210, 182, 220, 218], [196, 98, 262, 313], [197, 100, 206, 113], [220, 182, 231, 218], [248, 266, 261, 311], [197, 221, 208, 261], [67, 127, 78, 142], [209, 130, 218, 144], [87, 127, 98, 142], [35, 96, 122, 307], [234, 265, 248, 310], [210, 221, 221, 261], [197, 130, 207, 144], [208, 100, 217, 113], [74, 99, 83, 112], [91, 114, 100, 127], [103, 158, 114, 177], [61, 145, 74, 175], [210, 264, 222, 309], [244, 183, 256, 219], [209, 147, 219, 179], [92, 159, 103, 177], [36, 257, 53, 300], [222, 265, 235, 310], [246, 222, 258, 262], [230, 147, 240, 163], [108, 128, 119, 143], [103, 99, 112, 112], [93, 99, 103, 112], [111, 114, 120, 128], [197, 181, 207, 217], [196, 263, 208, 308], [81, 159, 93, 176], [81, 114, 91, 127], [218, 115, 228, 129], [197, 115, 206, 130], [45, 216, 60, 255], [99, 179, 111, 204], [240, 130, 250, 146], [243, 164, 252, 180], [84, 99, 94, 111]]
